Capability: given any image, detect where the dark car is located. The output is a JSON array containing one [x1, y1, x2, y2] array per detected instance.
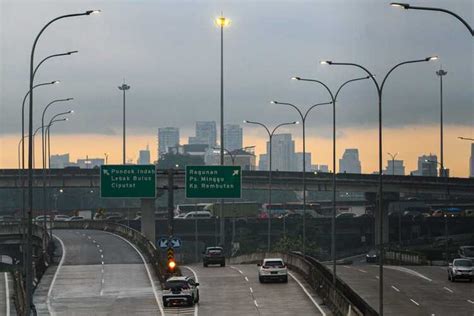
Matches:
[[202, 246, 225, 267], [366, 249, 378, 263]]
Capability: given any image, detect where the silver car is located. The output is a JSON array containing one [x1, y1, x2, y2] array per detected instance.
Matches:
[[448, 259, 473, 282]]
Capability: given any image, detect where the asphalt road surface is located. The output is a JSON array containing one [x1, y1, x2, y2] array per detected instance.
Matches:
[[34, 230, 162, 315], [334, 259, 474, 316]]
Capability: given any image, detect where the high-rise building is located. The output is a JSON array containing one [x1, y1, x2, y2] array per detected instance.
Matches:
[[470, 144, 474, 178], [384, 159, 405, 175], [266, 134, 295, 171], [258, 154, 268, 171], [158, 127, 180, 159], [77, 157, 104, 169], [188, 121, 217, 147], [413, 154, 437, 176], [312, 164, 329, 173], [137, 145, 151, 164], [224, 124, 243, 151], [50, 153, 70, 168], [339, 149, 361, 174], [294, 152, 311, 172], [205, 147, 256, 170]]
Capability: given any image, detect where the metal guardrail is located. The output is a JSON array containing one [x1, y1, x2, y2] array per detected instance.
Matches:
[[229, 251, 378, 316], [52, 221, 170, 284], [384, 249, 427, 265]]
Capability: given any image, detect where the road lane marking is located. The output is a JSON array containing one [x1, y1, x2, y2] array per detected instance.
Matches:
[[230, 266, 244, 274], [108, 232, 164, 315], [375, 276, 379, 280], [182, 266, 199, 316], [357, 269, 367, 273], [96, 244, 100, 248], [101, 261, 104, 265], [47, 234, 67, 316], [99, 249, 103, 253], [101, 254, 104, 259], [250, 287, 253, 293], [410, 299, 420, 306], [391, 285, 400, 292], [254, 300, 258, 307], [288, 271, 326, 316], [467, 300, 474, 304], [245, 276, 249, 282], [443, 287, 453, 293], [87, 236, 91, 240], [4, 272, 10, 316], [385, 266, 432, 282]]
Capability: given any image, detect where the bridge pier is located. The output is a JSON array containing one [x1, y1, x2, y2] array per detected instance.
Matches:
[[367, 192, 400, 246], [140, 198, 155, 244]]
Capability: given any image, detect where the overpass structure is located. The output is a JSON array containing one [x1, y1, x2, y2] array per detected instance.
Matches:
[[0, 222, 48, 265], [1, 168, 473, 196]]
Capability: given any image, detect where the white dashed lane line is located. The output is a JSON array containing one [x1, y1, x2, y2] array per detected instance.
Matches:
[[254, 300, 259, 307], [391, 286, 400, 292], [249, 287, 253, 293], [443, 287, 453, 293], [357, 269, 367, 273], [245, 276, 249, 282], [410, 299, 420, 306], [467, 300, 474, 304]]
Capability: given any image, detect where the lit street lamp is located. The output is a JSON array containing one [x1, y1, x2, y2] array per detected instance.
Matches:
[[321, 55, 438, 316], [290, 74, 371, 283], [26, 10, 99, 313], [390, 3, 474, 36], [270, 100, 331, 257], [215, 14, 231, 246], [244, 120, 298, 252], [118, 81, 130, 164]]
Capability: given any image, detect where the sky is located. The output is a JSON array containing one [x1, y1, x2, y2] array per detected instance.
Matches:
[[1, 0, 473, 175]]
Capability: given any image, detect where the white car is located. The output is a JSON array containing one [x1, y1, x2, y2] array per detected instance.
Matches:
[[258, 258, 288, 283], [175, 211, 213, 219], [162, 276, 200, 307], [54, 215, 70, 222]]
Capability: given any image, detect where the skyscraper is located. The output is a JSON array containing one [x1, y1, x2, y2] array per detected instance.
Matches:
[[137, 145, 151, 164], [414, 154, 437, 176], [294, 152, 311, 172], [50, 153, 70, 168], [339, 149, 361, 174], [188, 121, 217, 147], [266, 133, 295, 171], [384, 159, 405, 175], [224, 124, 243, 151], [470, 144, 473, 178], [158, 127, 180, 159]]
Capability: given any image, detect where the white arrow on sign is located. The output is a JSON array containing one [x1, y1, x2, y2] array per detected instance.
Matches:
[[170, 238, 181, 249], [232, 169, 239, 176], [158, 238, 169, 249]]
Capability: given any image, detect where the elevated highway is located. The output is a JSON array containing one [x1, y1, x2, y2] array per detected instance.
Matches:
[[1, 168, 473, 196]]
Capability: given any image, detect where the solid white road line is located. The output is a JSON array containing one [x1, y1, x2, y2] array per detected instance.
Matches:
[[443, 287, 453, 293], [47, 234, 67, 316], [108, 232, 164, 316], [410, 299, 420, 306], [467, 300, 474, 304], [288, 271, 326, 316], [391, 285, 400, 292], [385, 266, 432, 282], [182, 266, 199, 316], [4, 272, 10, 316]]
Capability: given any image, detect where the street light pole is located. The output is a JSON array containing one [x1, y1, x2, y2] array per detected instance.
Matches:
[[215, 14, 230, 247], [26, 11, 99, 313], [390, 3, 474, 36], [321, 56, 438, 316], [270, 101, 332, 257], [244, 120, 297, 252], [118, 82, 130, 165], [436, 68, 447, 177], [290, 75, 371, 282]]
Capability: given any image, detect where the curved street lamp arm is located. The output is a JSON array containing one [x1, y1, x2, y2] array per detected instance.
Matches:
[[392, 3, 474, 36], [271, 121, 297, 136], [325, 62, 380, 93], [33, 51, 78, 78], [380, 58, 430, 92], [272, 101, 304, 122], [335, 76, 371, 100], [304, 101, 333, 121], [41, 98, 73, 127], [48, 111, 72, 126], [244, 120, 271, 138]]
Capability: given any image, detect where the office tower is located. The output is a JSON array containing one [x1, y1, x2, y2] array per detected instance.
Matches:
[[188, 121, 217, 147], [385, 159, 405, 175], [50, 153, 70, 168], [294, 152, 312, 172], [137, 145, 151, 164], [339, 148, 361, 174], [266, 133, 295, 171], [158, 127, 180, 158], [224, 124, 243, 151]]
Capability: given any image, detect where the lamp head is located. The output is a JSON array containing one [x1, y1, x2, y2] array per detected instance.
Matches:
[[69, 110, 74, 114], [390, 2, 410, 9], [67, 50, 79, 55], [52, 80, 60, 84], [294, 121, 300, 125], [426, 56, 439, 61], [320, 60, 332, 65], [270, 100, 278, 104], [215, 16, 230, 27], [86, 10, 101, 15], [291, 77, 301, 81], [66, 98, 74, 101]]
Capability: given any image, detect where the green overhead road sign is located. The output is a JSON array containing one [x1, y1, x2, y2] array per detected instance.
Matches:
[[100, 165, 156, 198], [186, 165, 242, 199]]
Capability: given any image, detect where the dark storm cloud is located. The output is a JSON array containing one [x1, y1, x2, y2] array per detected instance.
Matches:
[[1, 0, 472, 138]]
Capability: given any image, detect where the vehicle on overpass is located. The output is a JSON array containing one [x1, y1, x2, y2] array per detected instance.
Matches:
[[67, 216, 85, 221], [175, 210, 214, 219], [204, 201, 260, 218], [202, 246, 225, 267], [448, 259, 473, 282], [458, 246, 474, 262], [258, 258, 288, 283], [162, 276, 200, 307], [53, 214, 70, 222]]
